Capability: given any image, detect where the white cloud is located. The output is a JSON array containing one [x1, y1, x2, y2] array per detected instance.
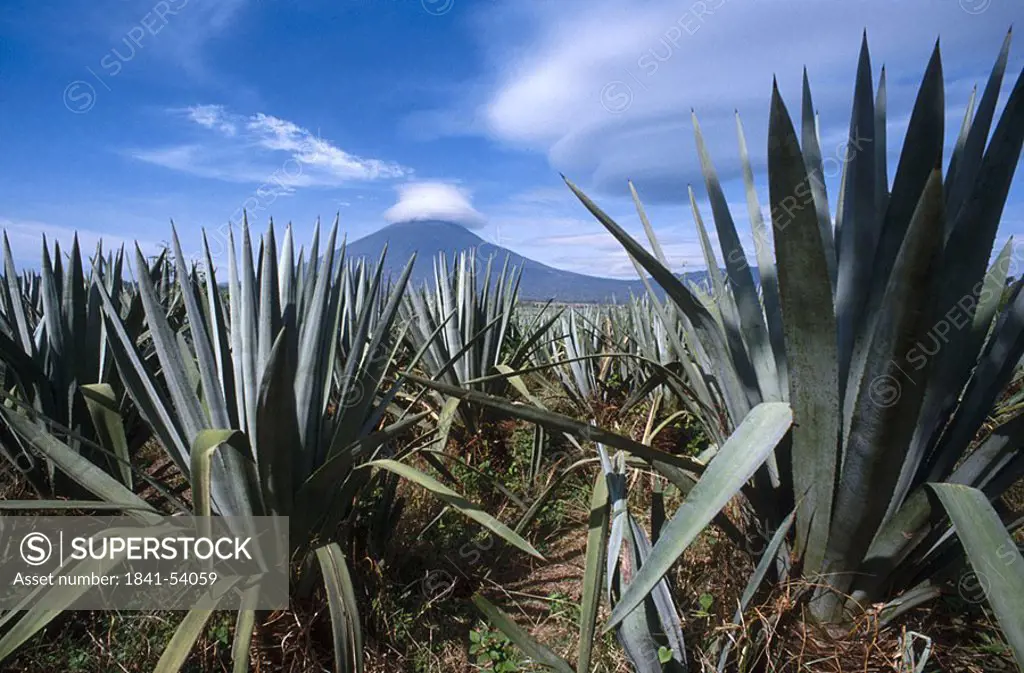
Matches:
[[186, 104, 237, 136], [383, 182, 487, 229], [130, 105, 410, 188], [457, 0, 1020, 201]]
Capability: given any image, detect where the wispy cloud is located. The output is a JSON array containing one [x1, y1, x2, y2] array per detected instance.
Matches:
[[113, 0, 250, 83], [186, 104, 237, 135], [130, 105, 411, 187]]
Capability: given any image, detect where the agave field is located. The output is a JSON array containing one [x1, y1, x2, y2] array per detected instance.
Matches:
[[2, 33, 1024, 673]]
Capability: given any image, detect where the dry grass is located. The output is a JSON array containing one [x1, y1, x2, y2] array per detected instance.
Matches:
[[2, 416, 1022, 672]]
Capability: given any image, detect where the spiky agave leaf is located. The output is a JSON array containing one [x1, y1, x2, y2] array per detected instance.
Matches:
[[599, 447, 689, 673]]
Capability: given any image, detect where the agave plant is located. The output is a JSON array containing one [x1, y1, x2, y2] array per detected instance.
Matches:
[[410, 30, 1024, 667], [0, 218, 542, 673], [626, 296, 682, 372], [541, 307, 616, 415], [400, 249, 559, 436], [621, 294, 723, 434], [0, 233, 154, 494], [591, 27, 1024, 649]]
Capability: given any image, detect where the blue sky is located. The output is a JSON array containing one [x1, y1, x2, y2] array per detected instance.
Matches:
[[0, 0, 1021, 278]]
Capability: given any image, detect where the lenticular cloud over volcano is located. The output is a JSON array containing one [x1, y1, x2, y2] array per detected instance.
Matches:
[[383, 182, 487, 229]]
